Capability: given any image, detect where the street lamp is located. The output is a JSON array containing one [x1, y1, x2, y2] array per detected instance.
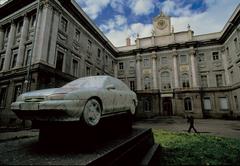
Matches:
[[24, 0, 40, 92]]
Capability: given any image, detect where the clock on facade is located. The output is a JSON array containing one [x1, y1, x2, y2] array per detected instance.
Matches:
[[157, 19, 167, 30]]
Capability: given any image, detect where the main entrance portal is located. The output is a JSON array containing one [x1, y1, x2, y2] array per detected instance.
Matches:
[[162, 97, 173, 116]]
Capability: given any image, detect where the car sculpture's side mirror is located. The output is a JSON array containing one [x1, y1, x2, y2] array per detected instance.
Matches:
[[106, 84, 116, 90]]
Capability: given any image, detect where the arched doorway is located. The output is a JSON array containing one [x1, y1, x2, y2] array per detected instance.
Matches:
[[162, 97, 173, 116]]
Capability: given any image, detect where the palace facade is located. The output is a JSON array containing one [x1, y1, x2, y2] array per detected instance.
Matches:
[[0, 0, 239, 126]]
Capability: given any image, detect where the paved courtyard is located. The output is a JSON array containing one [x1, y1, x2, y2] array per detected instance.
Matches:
[[0, 116, 240, 142], [134, 116, 240, 139]]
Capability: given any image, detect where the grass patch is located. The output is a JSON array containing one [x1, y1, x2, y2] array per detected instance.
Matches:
[[153, 129, 240, 165]]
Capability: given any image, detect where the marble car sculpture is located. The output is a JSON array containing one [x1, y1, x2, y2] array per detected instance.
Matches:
[[11, 76, 138, 126]]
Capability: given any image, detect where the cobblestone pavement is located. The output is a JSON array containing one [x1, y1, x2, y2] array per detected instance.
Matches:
[[0, 116, 240, 142], [133, 116, 240, 139]]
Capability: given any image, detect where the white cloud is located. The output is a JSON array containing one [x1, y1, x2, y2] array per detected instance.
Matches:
[[0, 0, 8, 5], [76, 0, 110, 19], [103, 22, 152, 47], [110, 0, 125, 13], [130, 0, 155, 15], [161, 0, 192, 16], [99, 15, 127, 32], [171, 0, 240, 35]]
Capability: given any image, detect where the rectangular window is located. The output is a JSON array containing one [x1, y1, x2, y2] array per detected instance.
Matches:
[[12, 85, 21, 102], [161, 57, 167, 64], [61, 17, 68, 32], [230, 71, 234, 84], [56, 51, 64, 72], [203, 97, 211, 111], [226, 47, 230, 57], [86, 66, 91, 76], [11, 53, 17, 68], [212, 52, 219, 60], [216, 74, 223, 87], [180, 55, 187, 64], [0, 87, 7, 107], [234, 38, 239, 52], [234, 96, 239, 111], [75, 29, 80, 42], [112, 61, 114, 69], [105, 55, 108, 64], [72, 59, 78, 77], [198, 53, 205, 62], [0, 57, 4, 71], [97, 49, 101, 58], [130, 81, 135, 91], [25, 49, 31, 66], [17, 20, 23, 33], [119, 62, 124, 70], [4, 26, 10, 39], [143, 98, 152, 112], [201, 75, 208, 87], [87, 40, 92, 54], [143, 58, 150, 67], [219, 97, 229, 110], [129, 60, 135, 69], [31, 14, 36, 27]]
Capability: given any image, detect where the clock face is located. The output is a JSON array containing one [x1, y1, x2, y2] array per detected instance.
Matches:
[[157, 19, 167, 30]]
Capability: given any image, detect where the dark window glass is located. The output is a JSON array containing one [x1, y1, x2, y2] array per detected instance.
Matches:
[[56, 51, 64, 72], [12, 85, 21, 102], [0, 58, 4, 71], [11, 54, 17, 68], [184, 97, 192, 111], [0, 87, 7, 107]]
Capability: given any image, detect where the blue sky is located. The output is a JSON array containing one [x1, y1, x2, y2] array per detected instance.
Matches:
[[76, 0, 239, 47], [0, 0, 239, 47]]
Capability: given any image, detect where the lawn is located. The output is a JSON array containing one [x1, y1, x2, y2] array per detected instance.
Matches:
[[153, 129, 240, 165]]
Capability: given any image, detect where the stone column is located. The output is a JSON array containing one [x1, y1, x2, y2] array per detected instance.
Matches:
[[172, 49, 179, 88], [32, 5, 42, 63], [36, 2, 53, 62], [16, 14, 29, 68], [190, 48, 198, 87], [221, 48, 230, 85], [0, 25, 4, 50], [48, 9, 60, 65], [152, 52, 158, 89], [136, 53, 142, 90], [3, 21, 16, 71]]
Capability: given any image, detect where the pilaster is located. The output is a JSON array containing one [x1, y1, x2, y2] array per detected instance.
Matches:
[[35, 1, 53, 62], [136, 53, 142, 90], [172, 49, 179, 88], [3, 21, 16, 71], [0, 25, 4, 50], [151, 51, 158, 89], [189, 47, 198, 87], [16, 14, 29, 68], [221, 47, 230, 85]]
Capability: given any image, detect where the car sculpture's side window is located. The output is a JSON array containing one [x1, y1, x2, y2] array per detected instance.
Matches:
[[111, 78, 130, 91]]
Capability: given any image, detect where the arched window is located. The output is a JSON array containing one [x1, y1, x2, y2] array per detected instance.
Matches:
[[184, 97, 192, 111], [144, 76, 151, 90], [182, 73, 190, 88], [161, 71, 171, 90]]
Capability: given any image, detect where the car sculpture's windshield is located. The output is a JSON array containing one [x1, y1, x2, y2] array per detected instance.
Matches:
[[62, 76, 106, 89]]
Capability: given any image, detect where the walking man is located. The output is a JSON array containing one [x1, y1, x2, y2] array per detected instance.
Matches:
[[187, 115, 198, 133]]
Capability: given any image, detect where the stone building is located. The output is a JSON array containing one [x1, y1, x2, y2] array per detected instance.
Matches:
[[0, 0, 118, 126], [118, 7, 240, 119], [0, 0, 239, 126]]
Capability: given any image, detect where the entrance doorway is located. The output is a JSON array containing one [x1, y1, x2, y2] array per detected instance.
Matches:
[[162, 97, 173, 116]]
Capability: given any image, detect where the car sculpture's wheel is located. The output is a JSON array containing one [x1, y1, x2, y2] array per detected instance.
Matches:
[[83, 99, 102, 126]]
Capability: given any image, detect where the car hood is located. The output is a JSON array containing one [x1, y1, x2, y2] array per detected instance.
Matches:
[[20, 88, 75, 99]]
